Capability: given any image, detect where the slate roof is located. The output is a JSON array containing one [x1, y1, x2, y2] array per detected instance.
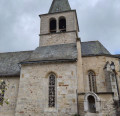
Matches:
[[0, 43, 77, 76], [0, 41, 116, 77], [49, 0, 71, 13], [21, 43, 78, 63], [81, 41, 111, 56], [0, 51, 32, 76]]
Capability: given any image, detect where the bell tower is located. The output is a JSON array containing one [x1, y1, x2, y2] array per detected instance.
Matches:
[[15, 1, 84, 116], [39, 0, 79, 46]]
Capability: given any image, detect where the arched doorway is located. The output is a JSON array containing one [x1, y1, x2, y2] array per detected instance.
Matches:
[[84, 92, 101, 113], [88, 95, 96, 113]]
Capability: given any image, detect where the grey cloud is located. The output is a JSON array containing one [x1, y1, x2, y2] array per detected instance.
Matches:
[[0, 0, 120, 54], [74, 0, 120, 54]]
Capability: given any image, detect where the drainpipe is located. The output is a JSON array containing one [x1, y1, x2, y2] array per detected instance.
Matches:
[[114, 70, 120, 106], [111, 62, 120, 106], [76, 90, 79, 115]]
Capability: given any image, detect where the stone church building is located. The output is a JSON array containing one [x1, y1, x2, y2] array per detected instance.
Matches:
[[0, 0, 120, 116]]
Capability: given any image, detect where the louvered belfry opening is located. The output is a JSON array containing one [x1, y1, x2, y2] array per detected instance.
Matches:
[[50, 18, 57, 33], [59, 17, 66, 32]]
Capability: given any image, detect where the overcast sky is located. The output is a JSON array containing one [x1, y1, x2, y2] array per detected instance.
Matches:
[[0, 0, 120, 54]]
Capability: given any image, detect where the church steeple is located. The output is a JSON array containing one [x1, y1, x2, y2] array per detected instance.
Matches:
[[49, 0, 71, 13], [39, 0, 79, 47]]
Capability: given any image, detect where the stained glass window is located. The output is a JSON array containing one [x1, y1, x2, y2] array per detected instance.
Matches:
[[0, 81, 5, 105], [48, 74, 56, 108], [88, 71, 96, 93]]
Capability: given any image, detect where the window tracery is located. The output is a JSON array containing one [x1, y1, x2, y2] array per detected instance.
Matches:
[[0, 81, 5, 105], [88, 71, 96, 93], [48, 74, 56, 108]]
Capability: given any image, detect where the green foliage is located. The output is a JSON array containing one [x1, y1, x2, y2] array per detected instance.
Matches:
[[0, 79, 9, 106], [5, 99, 9, 105]]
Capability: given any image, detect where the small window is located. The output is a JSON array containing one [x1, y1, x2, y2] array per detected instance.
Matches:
[[88, 71, 97, 93], [0, 81, 6, 105], [48, 74, 56, 108], [50, 18, 56, 33], [59, 17, 66, 32]]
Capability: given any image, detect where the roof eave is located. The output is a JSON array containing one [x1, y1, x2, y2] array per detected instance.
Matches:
[[0, 73, 20, 77], [82, 54, 120, 58], [39, 10, 75, 17], [20, 59, 77, 65]]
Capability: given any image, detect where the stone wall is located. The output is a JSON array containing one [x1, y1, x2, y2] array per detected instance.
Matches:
[[78, 93, 116, 116], [15, 62, 78, 116], [78, 95, 85, 116], [77, 40, 84, 93], [80, 56, 120, 116], [0, 77, 19, 116], [40, 32, 77, 47], [98, 94, 116, 116], [39, 11, 78, 47], [82, 56, 120, 93], [40, 11, 78, 35]]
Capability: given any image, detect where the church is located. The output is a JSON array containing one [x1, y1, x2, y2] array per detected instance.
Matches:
[[0, 0, 120, 116]]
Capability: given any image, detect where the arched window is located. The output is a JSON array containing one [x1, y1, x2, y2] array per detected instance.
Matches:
[[59, 17, 66, 32], [88, 95, 96, 113], [48, 74, 56, 108], [0, 81, 5, 105], [50, 18, 56, 33], [88, 71, 96, 93]]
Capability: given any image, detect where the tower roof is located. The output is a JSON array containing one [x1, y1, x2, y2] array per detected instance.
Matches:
[[49, 0, 71, 13]]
